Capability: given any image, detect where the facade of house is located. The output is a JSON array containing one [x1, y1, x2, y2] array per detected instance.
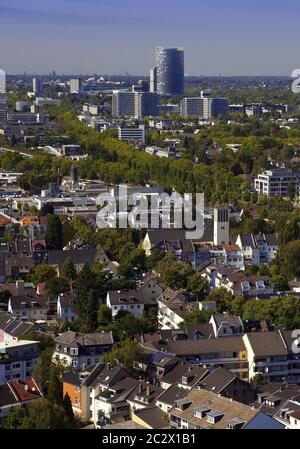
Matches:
[[106, 290, 144, 318], [157, 288, 199, 329], [57, 293, 77, 322], [209, 313, 244, 338], [53, 331, 114, 371], [164, 336, 249, 380], [235, 234, 278, 266], [0, 332, 40, 383]]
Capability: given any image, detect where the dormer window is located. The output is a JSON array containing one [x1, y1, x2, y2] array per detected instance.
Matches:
[[226, 418, 245, 429], [174, 398, 192, 411], [182, 372, 194, 385], [265, 396, 281, 408], [194, 406, 211, 419], [206, 410, 224, 424]]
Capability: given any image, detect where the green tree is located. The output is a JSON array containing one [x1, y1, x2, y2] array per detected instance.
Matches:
[[187, 273, 210, 300], [61, 257, 77, 282], [46, 276, 69, 297], [45, 215, 63, 250], [97, 304, 113, 327], [62, 393, 75, 427], [21, 399, 71, 429], [287, 182, 296, 201], [5, 406, 27, 429], [34, 348, 54, 394], [30, 263, 57, 285], [280, 240, 300, 279], [272, 275, 289, 291], [180, 309, 213, 326], [103, 339, 143, 375], [75, 264, 99, 331], [47, 365, 63, 405]]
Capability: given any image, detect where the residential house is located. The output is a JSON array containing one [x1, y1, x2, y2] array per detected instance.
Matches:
[[222, 272, 274, 297], [163, 336, 249, 380], [20, 216, 47, 239], [198, 367, 256, 405], [126, 381, 163, 412], [132, 406, 169, 429], [53, 331, 114, 371], [235, 233, 278, 266], [137, 348, 180, 383], [0, 311, 36, 338], [243, 331, 289, 383], [75, 362, 133, 425], [106, 290, 145, 318], [156, 384, 187, 414], [157, 288, 199, 329], [160, 362, 209, 390], [0, 332, 40, 383], [90, 376, 138, 428], [142, 228, 213, 267], [209, 313, 244, 338], [169, 388, 283, 429], [6, 280, 49, 321], [136, 274, 163, 305], [57, 293, 77, 322], [0, 378, 43, 421], [48, 245, 109, 275]]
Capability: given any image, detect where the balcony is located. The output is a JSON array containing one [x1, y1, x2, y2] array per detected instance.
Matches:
[[255, 359, 288, 367]]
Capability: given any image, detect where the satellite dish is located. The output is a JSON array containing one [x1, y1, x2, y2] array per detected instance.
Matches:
[[264, 367, 269, 373]]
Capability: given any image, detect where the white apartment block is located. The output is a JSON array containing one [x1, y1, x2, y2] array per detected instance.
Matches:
[[254, 169, 300, 197]]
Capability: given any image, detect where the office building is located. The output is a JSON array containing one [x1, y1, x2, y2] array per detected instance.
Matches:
[[156, 47, 184, 96], [150, 67, 158, 93], [70, 78, 82, 94], [180, 92, 229, 119], [180, 97, 204, 117], [112, 92, 135, 116], [254, 169, 300, 197], [211, 98, 230, 117], [0, 97, 7, 123], [32, 77, 42, 95], [118, 125, 145, 144], [136, 92, 160, 117], [112, 92, 160, 118]]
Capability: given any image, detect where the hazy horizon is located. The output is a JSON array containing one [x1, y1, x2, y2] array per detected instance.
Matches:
[[1, 0, 299, 76]]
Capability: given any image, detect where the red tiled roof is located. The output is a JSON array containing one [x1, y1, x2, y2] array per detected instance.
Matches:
[[0, 214, 12, 226], [8, 378, 43, 402]]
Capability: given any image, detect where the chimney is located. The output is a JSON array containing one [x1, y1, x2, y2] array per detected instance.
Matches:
[[138, 383, 143, 394], [188, 365, 192, 372], [146, 386, 151, 396], [16, 280, 25, 295]]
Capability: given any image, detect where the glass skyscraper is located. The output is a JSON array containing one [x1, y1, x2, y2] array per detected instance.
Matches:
[[156, 47, 184, 95], [156, 47, 184, 96]]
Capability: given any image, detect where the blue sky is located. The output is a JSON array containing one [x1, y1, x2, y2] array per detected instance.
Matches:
[[0, 0, 299, 75]]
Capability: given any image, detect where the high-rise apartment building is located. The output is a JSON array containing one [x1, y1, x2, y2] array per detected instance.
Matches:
[[150, 67, 158, 93], [32, 77, 42, 95], [70, 78, 82, 94], [0, 96, 7, 123], [180, 91, 229, 119], [112, 92, 160, 118], [156, 47, 184, 96]]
